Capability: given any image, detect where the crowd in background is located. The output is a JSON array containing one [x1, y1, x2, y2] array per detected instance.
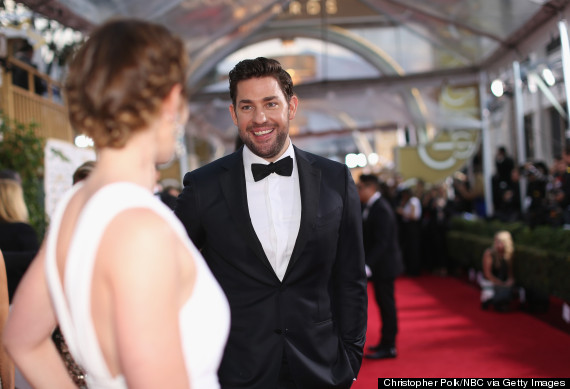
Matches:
[[368, 172, 454, 277], [492, 145, 570, 228], [364, 143, 570, 278]]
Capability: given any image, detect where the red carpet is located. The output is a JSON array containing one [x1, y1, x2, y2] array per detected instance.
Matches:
[[353, 275, 570, 388]]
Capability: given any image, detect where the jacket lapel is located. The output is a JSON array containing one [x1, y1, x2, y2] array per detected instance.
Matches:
[[284, 147, 321, 279], [219, 150, 274, 274]]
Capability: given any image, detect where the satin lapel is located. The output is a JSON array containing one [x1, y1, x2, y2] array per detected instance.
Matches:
[[284, 147, 321, 279], [219, 152, 273, 272]]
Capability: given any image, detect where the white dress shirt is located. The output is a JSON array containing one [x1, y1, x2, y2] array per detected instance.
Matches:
[[243, 141, 301, 281], [402, 196, 422, 221], [362, 191, 381, 221]]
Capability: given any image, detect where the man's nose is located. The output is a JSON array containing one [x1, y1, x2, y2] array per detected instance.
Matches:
[[253, 108, 267, 123]]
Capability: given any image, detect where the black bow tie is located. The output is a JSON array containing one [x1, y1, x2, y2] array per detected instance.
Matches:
[[251, 156, 293, 182]]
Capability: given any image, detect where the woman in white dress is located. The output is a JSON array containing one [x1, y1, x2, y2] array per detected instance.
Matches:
[[3, 19, 229, 389]]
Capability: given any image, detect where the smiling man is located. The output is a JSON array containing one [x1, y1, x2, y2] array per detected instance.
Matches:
[[175, 57, 367, 389]]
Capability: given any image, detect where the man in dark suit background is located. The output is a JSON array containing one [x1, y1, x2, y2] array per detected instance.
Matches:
[[358, 174, 403, 359], [175, 57, 367, 389]]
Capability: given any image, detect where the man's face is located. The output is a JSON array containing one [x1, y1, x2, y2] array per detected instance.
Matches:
[[564, 152, 570, 166], [230, 76, 298, 162], [357, 183, 374, 204]]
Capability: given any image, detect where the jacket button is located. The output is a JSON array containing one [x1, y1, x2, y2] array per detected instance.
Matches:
[[274, 329, 282, 334]]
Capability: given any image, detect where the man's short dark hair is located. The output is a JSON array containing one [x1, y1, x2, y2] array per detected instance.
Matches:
[[229, 57, 294, 107], [359, 174, 379, 188], [72, 160, 96, 184]]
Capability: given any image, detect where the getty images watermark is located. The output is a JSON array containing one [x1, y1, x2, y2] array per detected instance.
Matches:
[[378, 378, 568, 388]]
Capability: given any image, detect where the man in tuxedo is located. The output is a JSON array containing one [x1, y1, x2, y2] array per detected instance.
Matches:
[[175, 57, 367, 389], [357, 174, 403, 359]]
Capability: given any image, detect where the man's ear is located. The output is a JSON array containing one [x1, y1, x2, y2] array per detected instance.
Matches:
[[229, 104, 238, 126], [288, 95, 299, 120]]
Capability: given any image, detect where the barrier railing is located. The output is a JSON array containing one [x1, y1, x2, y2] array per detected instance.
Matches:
[[1, 56, 73, 143]]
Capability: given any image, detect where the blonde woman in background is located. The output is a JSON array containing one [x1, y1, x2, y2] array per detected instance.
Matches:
[[479, 230, 515, 312], [0, 179, 39, 303], [0, 249, 14, 389], [0, 179, 39, 255]]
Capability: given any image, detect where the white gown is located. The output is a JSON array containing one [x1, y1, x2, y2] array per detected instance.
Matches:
[[45, 182, 230, 388]]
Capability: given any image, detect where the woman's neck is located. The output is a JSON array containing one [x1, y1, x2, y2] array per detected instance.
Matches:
[[88, 132, 159, 192]]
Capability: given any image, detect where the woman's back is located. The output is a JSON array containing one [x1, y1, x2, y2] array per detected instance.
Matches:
[[46, 182, 230, 388]]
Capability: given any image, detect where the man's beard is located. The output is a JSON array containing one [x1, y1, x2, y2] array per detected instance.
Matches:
[[241, 124, 289, 160]]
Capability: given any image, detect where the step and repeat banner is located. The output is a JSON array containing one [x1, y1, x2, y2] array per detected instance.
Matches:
[[44, 138, 95, 219]]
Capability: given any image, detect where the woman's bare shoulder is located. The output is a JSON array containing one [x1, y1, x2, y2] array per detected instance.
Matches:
[[97, 208, 183, 277]]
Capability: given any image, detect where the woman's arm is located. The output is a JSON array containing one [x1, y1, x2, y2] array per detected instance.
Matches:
[[505, 260, 515, 287], [3, 243, 76, 389], [482, 249, 503, 286], [0, 250, 15, 389]]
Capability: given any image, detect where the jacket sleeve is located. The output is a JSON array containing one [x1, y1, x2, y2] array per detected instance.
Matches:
[[332, 165, 368, 378], [174, 172, 205, 249]]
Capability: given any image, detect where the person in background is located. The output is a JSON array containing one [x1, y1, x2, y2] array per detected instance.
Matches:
[[0, 178, 39, 255], [358, 174, 403, 360], [175, 57, 367, 389], [558, 144, 570, 225], [0, 177, 37, 389], [422, 184, 452, 276], [0, 178, 39, 302], [72, 160, 96, 185], [0, 170, 21, 184], [396, 187, 422, 276], [549, 154, 565, 189], [0, 249, 14, 389], [495, 146, 515, 184], [158, 179, 182, 210], [524, 162, 548, 228], [479, 230, 515, 312], [494, 167, 521, 223], [3, 19, 229, 389], [545, 157, 565, 226], [11, 40, 46, 96]]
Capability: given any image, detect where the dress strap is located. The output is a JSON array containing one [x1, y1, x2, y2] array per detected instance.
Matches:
[[44, 184, 85, 367]]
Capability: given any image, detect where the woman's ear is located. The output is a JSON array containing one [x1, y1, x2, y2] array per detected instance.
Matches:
[[163, 84, 184, 120]]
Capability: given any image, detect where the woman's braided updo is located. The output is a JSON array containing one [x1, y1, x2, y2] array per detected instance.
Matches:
[[65, 19, 189, 148]]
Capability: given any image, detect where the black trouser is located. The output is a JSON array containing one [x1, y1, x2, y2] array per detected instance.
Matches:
[[400, 221, 421, 276], [278, 351, 298, 389], [371, 276, 397, 348]]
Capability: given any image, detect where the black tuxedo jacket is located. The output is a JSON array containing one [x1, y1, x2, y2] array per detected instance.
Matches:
[[362, 196, 403, 279], [175, 146, 367, 389]]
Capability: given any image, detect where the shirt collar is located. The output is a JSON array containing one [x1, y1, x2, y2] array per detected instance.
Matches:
[[367, 191, 381, 207]]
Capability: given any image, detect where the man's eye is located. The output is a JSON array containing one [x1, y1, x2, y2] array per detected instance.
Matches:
[[241, 105, 252, 111], [267, 102, 277, 108]]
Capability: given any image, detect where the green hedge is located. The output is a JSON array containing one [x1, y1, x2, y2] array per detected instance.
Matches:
[[446, 217, 570, 302]]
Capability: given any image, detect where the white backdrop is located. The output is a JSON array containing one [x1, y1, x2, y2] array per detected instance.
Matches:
[[44, 138, 96, 220]]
